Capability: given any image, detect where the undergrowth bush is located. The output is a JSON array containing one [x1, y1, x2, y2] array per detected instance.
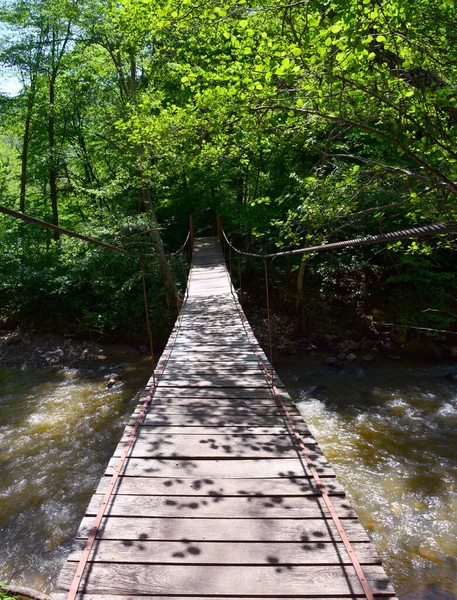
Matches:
[[0, 216, 180, 342]]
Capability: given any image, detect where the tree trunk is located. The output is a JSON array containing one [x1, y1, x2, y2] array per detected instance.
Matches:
[[49, 87, 59, 238], [20, 110, 32, 213], [142, 186, 179, 311], [49, 27, 59, 240]]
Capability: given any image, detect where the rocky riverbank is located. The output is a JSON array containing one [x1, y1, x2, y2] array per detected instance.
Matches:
[[0, 328, 150, 368], [247, 310, 457, 366], [2, 312, 456, 372]]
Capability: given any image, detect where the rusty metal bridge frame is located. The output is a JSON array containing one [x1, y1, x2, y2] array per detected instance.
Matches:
[[53, 236, 397, 600]]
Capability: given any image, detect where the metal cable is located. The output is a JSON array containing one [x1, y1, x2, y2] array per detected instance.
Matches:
[[222, 222, 457, 259], [0, 205, 192, 260], [169, 231, 191, 256], [226, 274, 376, 600], [67, 235, 195, 600], [0, 205, 140, 258]]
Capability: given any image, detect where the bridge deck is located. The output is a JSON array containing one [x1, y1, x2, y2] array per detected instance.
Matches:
[[54, 237, 396, 600]]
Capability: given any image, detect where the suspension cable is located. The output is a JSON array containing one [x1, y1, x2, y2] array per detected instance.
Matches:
[[221, 221, 457, 259]]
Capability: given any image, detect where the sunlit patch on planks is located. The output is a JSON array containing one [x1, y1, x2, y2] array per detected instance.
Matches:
[[53, 237, 396, 600]]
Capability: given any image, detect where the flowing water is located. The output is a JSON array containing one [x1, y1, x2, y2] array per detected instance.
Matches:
[[0, 354, 456, 599], [276, 355, 457, 600], [0, 359, 151, 592]]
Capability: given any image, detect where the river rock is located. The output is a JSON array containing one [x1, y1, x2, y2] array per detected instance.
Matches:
[[390, 331, 408, 345], [307, 385, 327, 396], [106, 372, 122, 388], [403, 338, 441, 359], [324, 356, 338, 366], [362, 353, 375, 362], [346, 353, 357, 361], [344, 340, 361, 351], [336, 353, 346, 361]]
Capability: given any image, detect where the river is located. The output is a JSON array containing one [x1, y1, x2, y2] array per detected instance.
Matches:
[[0, 355, 456, 599], [0, 359, 151, 591], [276, 355, 457, 600]]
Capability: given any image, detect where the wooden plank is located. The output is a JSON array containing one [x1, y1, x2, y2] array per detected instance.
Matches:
[[95, 475, 345, 496], [177, 326, 247, 332], [106, 456, 335, 478], [145, 401, 282, 411], [143, 399, 293, 411], [133, 402, 302, 420], [169, 345, 254, 352], [149, 397, 279, 407], [54, 596, 398, 600], [125, 425, 309, 438], [76, 516, 370, 542], [134, 415, 300, 427], [171, 336, 252, 343], [141, 405, 289, 417], [148, 387, 274, 398], [68, 539, 380, 565], [87, 493, 356, 519], [56, 563, 394, 596], [160, 367, 265, 374], [137, 411, 300, 424], [165, 353, 261, 362], [115, 433, 310, 459], [126, 408, 310, 436], [127, 425, 299, 436], [157, 377, 276, 389], [123, 429, 300, 445]]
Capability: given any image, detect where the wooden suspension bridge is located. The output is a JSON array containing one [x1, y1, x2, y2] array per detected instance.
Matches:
[[53, 236, 396, 600]]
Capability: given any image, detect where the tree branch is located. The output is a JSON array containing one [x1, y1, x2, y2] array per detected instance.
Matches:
[[0, 583, 50, 600]]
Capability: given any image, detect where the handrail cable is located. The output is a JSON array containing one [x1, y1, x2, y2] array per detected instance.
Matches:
[[220, 217, 457, 599], [224, 265, 376, 600], [221, 221, 457, 259], [0, 204, 191, 259], [66, 237, 194, 600], [0, 205, 143, 258], [169, 231, 191, 256]]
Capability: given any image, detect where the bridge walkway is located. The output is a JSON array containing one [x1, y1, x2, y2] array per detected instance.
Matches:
[[53, 237, 396, 600]]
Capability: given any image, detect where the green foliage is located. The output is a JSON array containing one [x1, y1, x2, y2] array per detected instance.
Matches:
[[0, 216, 174, 341], [0, 582, 15, 600], [0, 0, 456, 339]]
